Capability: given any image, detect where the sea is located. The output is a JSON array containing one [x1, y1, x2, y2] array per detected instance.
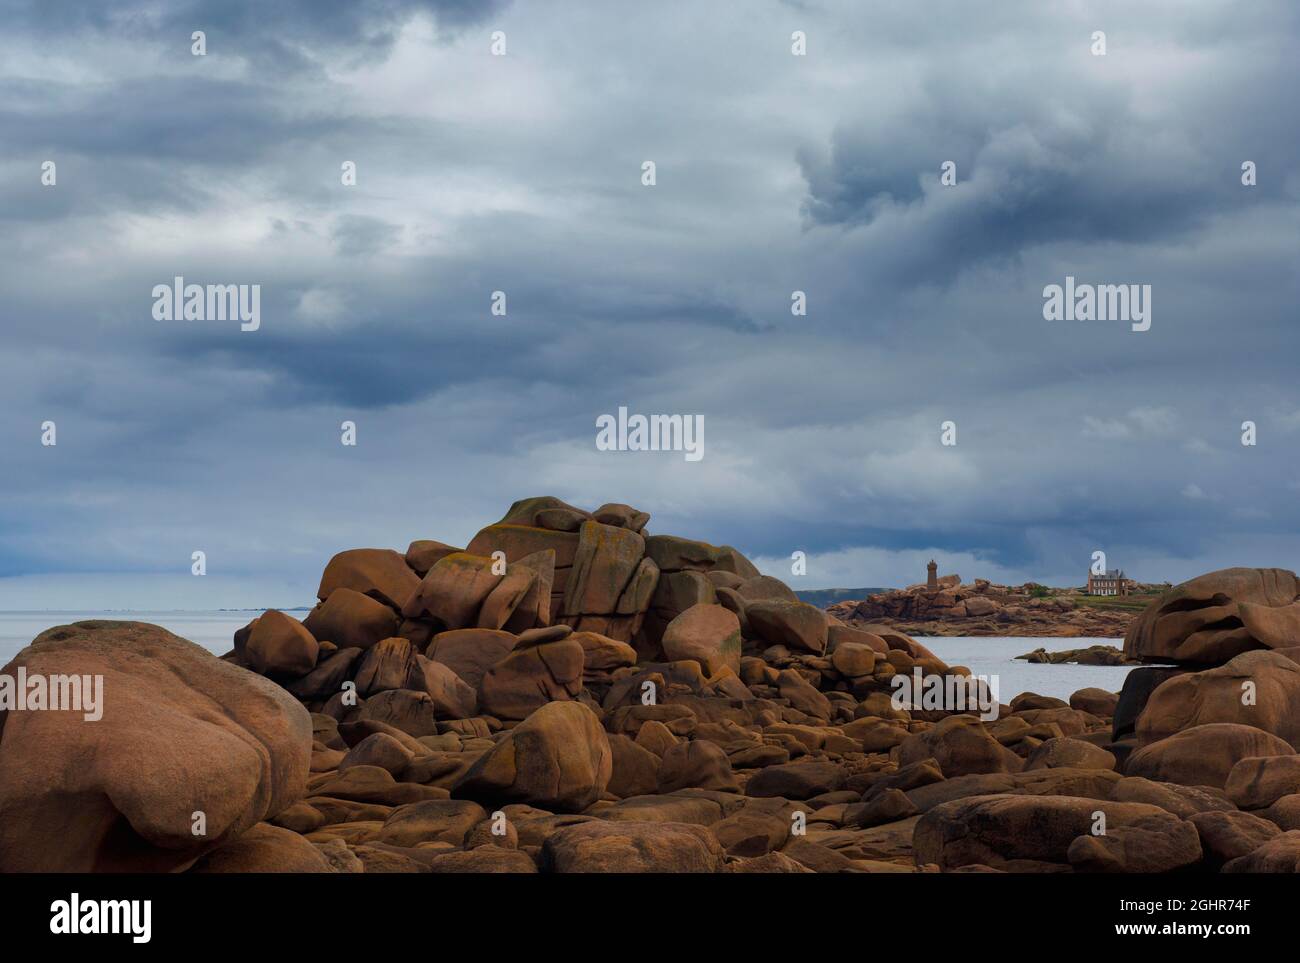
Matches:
[[0, 612, 1131, 703], [917, 636, 1132, 704], [0, 610, 268, 665]]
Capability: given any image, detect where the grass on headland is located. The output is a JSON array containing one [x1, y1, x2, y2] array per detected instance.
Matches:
[[1069, 593, 1160, 612]]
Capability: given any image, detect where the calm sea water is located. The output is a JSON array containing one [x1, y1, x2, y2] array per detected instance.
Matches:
[[0, 613, 1130, 703], [0, 611, 266, 665], [919, 636, 1132, 705]]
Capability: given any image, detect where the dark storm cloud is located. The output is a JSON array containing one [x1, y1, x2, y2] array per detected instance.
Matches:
[[0, 77, 378, 225], [798, 56, 1299, 293], [330, 214, 403, 257], [4, 0, 509, 70]]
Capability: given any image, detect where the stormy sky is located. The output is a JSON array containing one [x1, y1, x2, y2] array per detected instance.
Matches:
[[2, 0, 1298, 609]]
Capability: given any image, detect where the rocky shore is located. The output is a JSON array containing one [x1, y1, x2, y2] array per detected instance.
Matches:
[[4, 499, 1300, 873], [828, 576, 1151, 637], [1017, 645, 1141, 666]]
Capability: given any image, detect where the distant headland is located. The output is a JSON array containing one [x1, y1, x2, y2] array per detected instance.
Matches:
[[820, 562, 1168, 638]]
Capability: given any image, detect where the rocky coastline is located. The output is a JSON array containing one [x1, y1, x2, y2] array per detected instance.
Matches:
[[1017, 644, 1140, 666], [828, 575, 1155, 637], [3, 499, 1300, 873]]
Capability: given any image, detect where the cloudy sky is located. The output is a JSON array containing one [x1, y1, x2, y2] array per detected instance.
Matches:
[[2, 0, 1298, 609]]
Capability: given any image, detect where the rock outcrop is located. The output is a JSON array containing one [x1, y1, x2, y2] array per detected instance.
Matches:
[[1123, 567, 1300, 665], [1017, 645, 1139, 667], [7, 501, 1300, 874], [829, 577, 1147, 638], [0, 621, 311, 872]]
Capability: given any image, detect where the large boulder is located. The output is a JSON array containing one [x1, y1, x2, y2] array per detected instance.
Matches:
[[1109, 776, 1235, 818], [746, 599, 828, 655], [1224, 755, 1300, 810], [776, 669, 833, 721], [303, 588, 400, 651], [745, 761, 846, 799], [402, 553, 503, 628], [1262, 794, 1300, 830], [243, 610, 319, 677], [497, 496, 592, 531], [1124, 567, 1300, 665], [477, 565, 538, 631], [599, 794, 724, 826], [1065, 816, 1204, 873], [317, 548, 420, 611], [661, 604, 742, 677], [1188, 810, 1282, 865], [352, 637, 420, 697], [1022, 737, 1115, 773], [711, 811, 792, 856], [377, 799, 488, 847], [641, 538, 745, 580], [477, 637, 585, 721], [655, 740, 740, 793], [1135, 650, 1300, 747], [1126, 723, 1294, 788], [607, 734, 661, 797], [591, 502, 651, 533], [641, 572, 716, 650], [735, 575, 799, 603], [0, 621, 311, 872], [338, 731, 414, 776], [562, 521, 645, 617], [572, 631, 637, 676], [1222, 831, 1300, 872], [466, 524, 581, 570], [189, 822, 332, 873], [427, 848, 538, 873], [414, 656, 479, 719], [309, 764, 447, 806], [652, 571, 716, 615], [897, 715, 1023, 777], [614, 557, 660, 619], [1112, 666, 1190, 740], [427, 628, 517, 690], [541, 820, 724, 872], [502, 550, 556, 632], [915, 794, 1200, 872], [359, 689, 440, 736], [830, 642, 877, 679], [452, 701, 611, 812], [286, 646, 362, 702], [405, 539, 461, 577], [1070, 687, 1119, 717]]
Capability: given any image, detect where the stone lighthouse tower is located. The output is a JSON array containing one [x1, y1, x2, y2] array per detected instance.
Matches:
[[927, 559, 938, 592]]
